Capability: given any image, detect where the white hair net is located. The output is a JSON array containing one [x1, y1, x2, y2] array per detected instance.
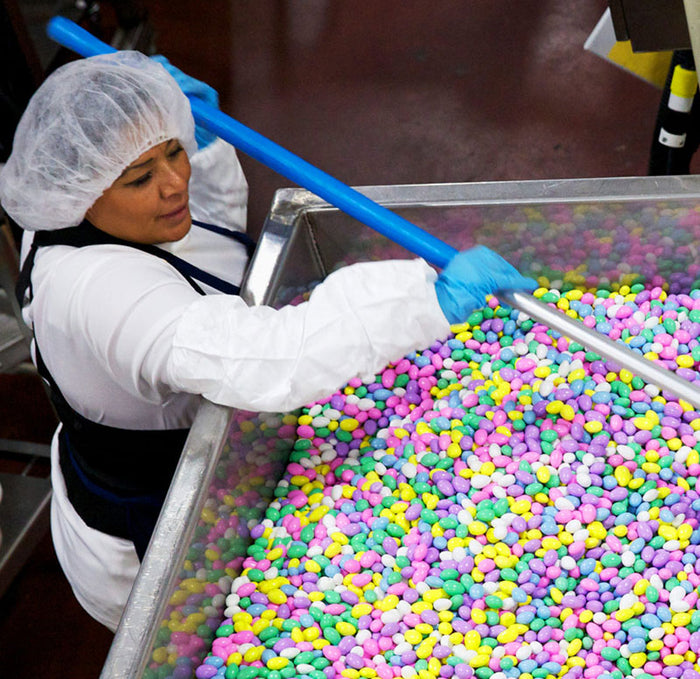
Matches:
[[0, 51, 197, 231]]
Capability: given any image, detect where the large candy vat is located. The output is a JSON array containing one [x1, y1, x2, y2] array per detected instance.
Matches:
[[101, 175, 700, 678]]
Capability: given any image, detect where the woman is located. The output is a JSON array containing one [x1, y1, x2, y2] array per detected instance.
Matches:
[[0, 51, 535, 631]]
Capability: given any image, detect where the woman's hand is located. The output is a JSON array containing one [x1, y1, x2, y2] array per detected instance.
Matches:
[[151, 55, 219, 150], [434, 245, 537, 324]]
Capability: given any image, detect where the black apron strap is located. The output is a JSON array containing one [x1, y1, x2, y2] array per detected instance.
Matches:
[[16, 218, 258, 305]]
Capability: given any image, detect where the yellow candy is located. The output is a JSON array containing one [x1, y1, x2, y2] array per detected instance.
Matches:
[[469, 654, 490, 668], [629, 653, 647, 668], [511, 500, 531, 514], [567, 639, 582, 656], [633, 579, 649, 596], [468, 521, 488, 536], [438, 622, 453, 636], [560, 404, 576, 420], [614, 466, 632, 486], [416, 643, 433, 659], [585, 523, 605, 541], [267, 657, 289, 670], [351, 603, 373, 618], [379, 594, 400, 610], [659, 525, 678, 541], [664, 654, 685, 666], [615, 608, 635, 622], [305, 560, 321, 573], [471, 609, 487, 625], [227, 652, 243, 666], [308, 506, 329, 522], [336, 621, 356, 636], [422, 589, 445, 605], [325, 542, 342, 558], [536, 467, 550, 484], [619, 368, 633, 383], [672, 612, 692, 627], [404, 629, 423, 645], [464, 630, 482, 650], [339, 418, 359, 431], [243, 646, 263, 663], [267, 589, 287, 605]]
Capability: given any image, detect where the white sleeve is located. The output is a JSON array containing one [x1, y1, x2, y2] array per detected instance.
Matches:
[[188, 138, 248, 232], [167, 258, 451, 412]]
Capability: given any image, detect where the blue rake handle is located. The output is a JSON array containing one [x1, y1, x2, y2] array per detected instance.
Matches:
[[45, 16, 700, 408]]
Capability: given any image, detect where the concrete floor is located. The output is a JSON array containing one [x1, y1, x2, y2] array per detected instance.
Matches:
[[0, 0, 674, 676]]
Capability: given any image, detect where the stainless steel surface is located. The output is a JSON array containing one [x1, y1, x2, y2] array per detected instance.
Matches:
[[0, 439, 50, 458], [0, 471, 51, 599], [503, 290, 700, 409], [105, 173, 700, 677], [101, 400, 232, 678]]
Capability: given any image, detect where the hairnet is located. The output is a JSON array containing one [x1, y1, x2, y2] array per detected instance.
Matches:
[[0, 51, 197, 231]]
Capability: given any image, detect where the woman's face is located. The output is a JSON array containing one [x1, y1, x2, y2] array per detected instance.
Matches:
[[86, 139, 192, 244]]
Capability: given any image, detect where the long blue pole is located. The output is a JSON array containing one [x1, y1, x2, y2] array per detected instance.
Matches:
[[46, 16, 458, 269]]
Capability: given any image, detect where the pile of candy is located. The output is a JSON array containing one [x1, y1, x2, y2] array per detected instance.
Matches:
[[339, 202, 700, 298], [190, 282, 700, 679], [145, 413, 295, 678]]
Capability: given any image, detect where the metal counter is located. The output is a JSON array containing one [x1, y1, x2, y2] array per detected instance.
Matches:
[[101, 174, 700, 677]]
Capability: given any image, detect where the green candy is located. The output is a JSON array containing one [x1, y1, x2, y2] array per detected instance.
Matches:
[[259, 626, 279, 642], [600, 553, 621, 568], [443, 580, 465, 596], [247, 568, 265, 582], [476, 508, 495, 523], [295, 651, 314, 664], [467, 310, 484, 326], [600, 655, 622, 670], [287, 542, 307, 559], [484, 595, 503, 608], [386, 523, 405, 538]]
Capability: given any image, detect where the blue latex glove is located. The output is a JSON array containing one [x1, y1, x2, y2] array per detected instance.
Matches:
[[151, 55, 219, 150], [435, 245, 537, 324]]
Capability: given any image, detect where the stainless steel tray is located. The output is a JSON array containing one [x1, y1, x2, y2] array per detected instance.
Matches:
[[101, 174, 700, 677]]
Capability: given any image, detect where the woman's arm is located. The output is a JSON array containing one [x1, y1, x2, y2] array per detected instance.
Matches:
[[167, 258, 450, 412]]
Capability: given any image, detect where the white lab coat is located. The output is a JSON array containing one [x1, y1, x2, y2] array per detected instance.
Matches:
[[21, 139, 450, 631]]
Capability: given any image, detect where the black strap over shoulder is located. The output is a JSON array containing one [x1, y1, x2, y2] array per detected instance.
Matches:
[[16, 217, 256, 306]]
